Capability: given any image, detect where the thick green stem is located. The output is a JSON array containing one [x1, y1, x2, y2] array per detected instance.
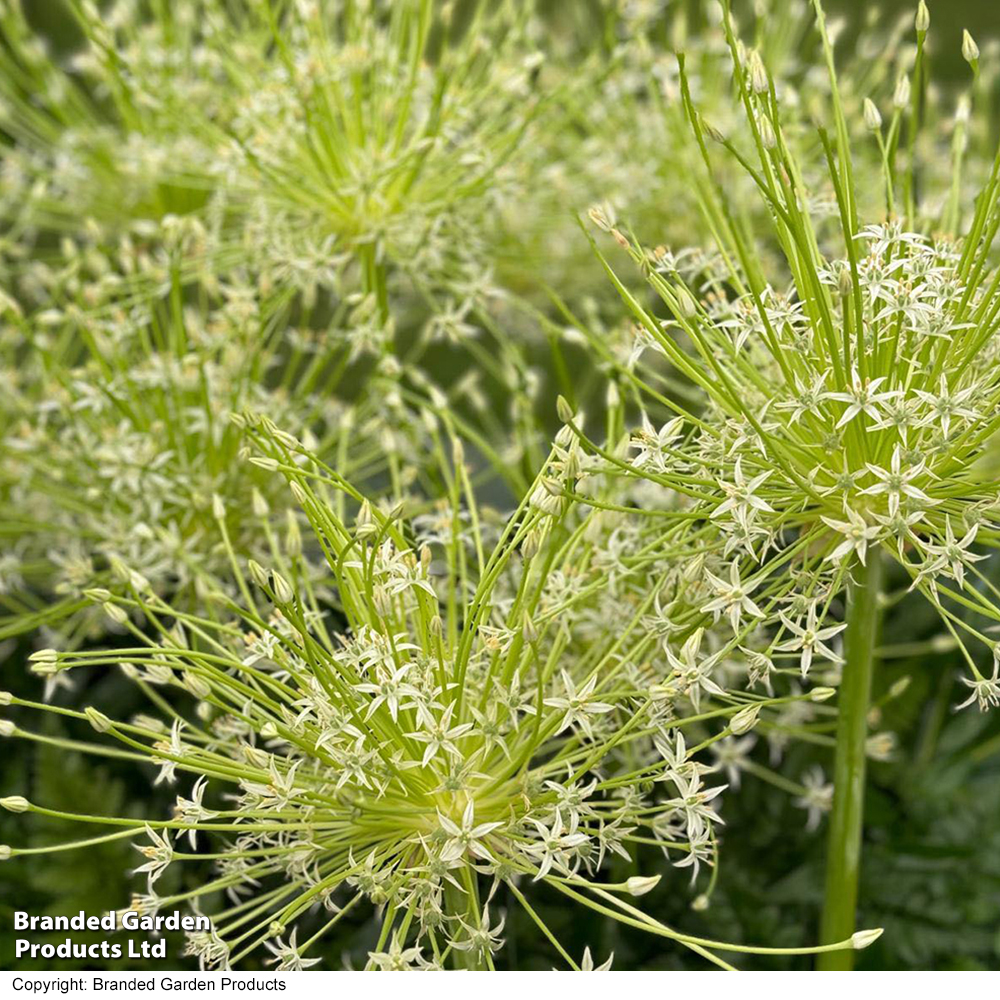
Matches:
[[817, 550, 882, 970]]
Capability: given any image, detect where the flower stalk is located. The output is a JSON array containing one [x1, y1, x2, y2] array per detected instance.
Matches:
[[818, 550, 883, 970]]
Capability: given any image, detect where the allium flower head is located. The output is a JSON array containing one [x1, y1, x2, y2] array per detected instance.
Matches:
[[3, 419, 872, 968]]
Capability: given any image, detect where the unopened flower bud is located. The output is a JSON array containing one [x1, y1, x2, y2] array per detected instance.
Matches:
[[541, 477, 564, 499], [271, 572, 294, 605], [28, 649, 59, 665], [931, 634, 957, 653], [962, 29, 979, 66], [810, 687, 836, 703], [676, 286, 697, 319], [747, 50, 768, 94], [86, 707, 112, 733], [211, 493, 226, 521], [863, 98, 882, 132], [0, 845, 12, 861], [888, 675, 911, 699], [522, 529, 542, 560], [556, 395, 574, 424], [243, 745, 270, 769], [372, 584, 392, 617], [104, 602, 128, 626], [704, 120, 726, 143], [893, 74, 911, 110], [289, 481, 307, 506], [730, 703, 761, 735], [251, 488, 270, 519], [915, 1, 929, 34], [758, 115, 776, 150], [0, 692, 11, 707], [626, 875, 660, 897], [852, 928, 883, 949], [183, 674, 212, 700], [522, 614, 538, 644], [356, 501, 377, 539], [132, 715, 165, 734], [690, 893, 710, 912], [109, 556, 130, 583], [1, 795, 30, 813], [248, 559, 269, 589]]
